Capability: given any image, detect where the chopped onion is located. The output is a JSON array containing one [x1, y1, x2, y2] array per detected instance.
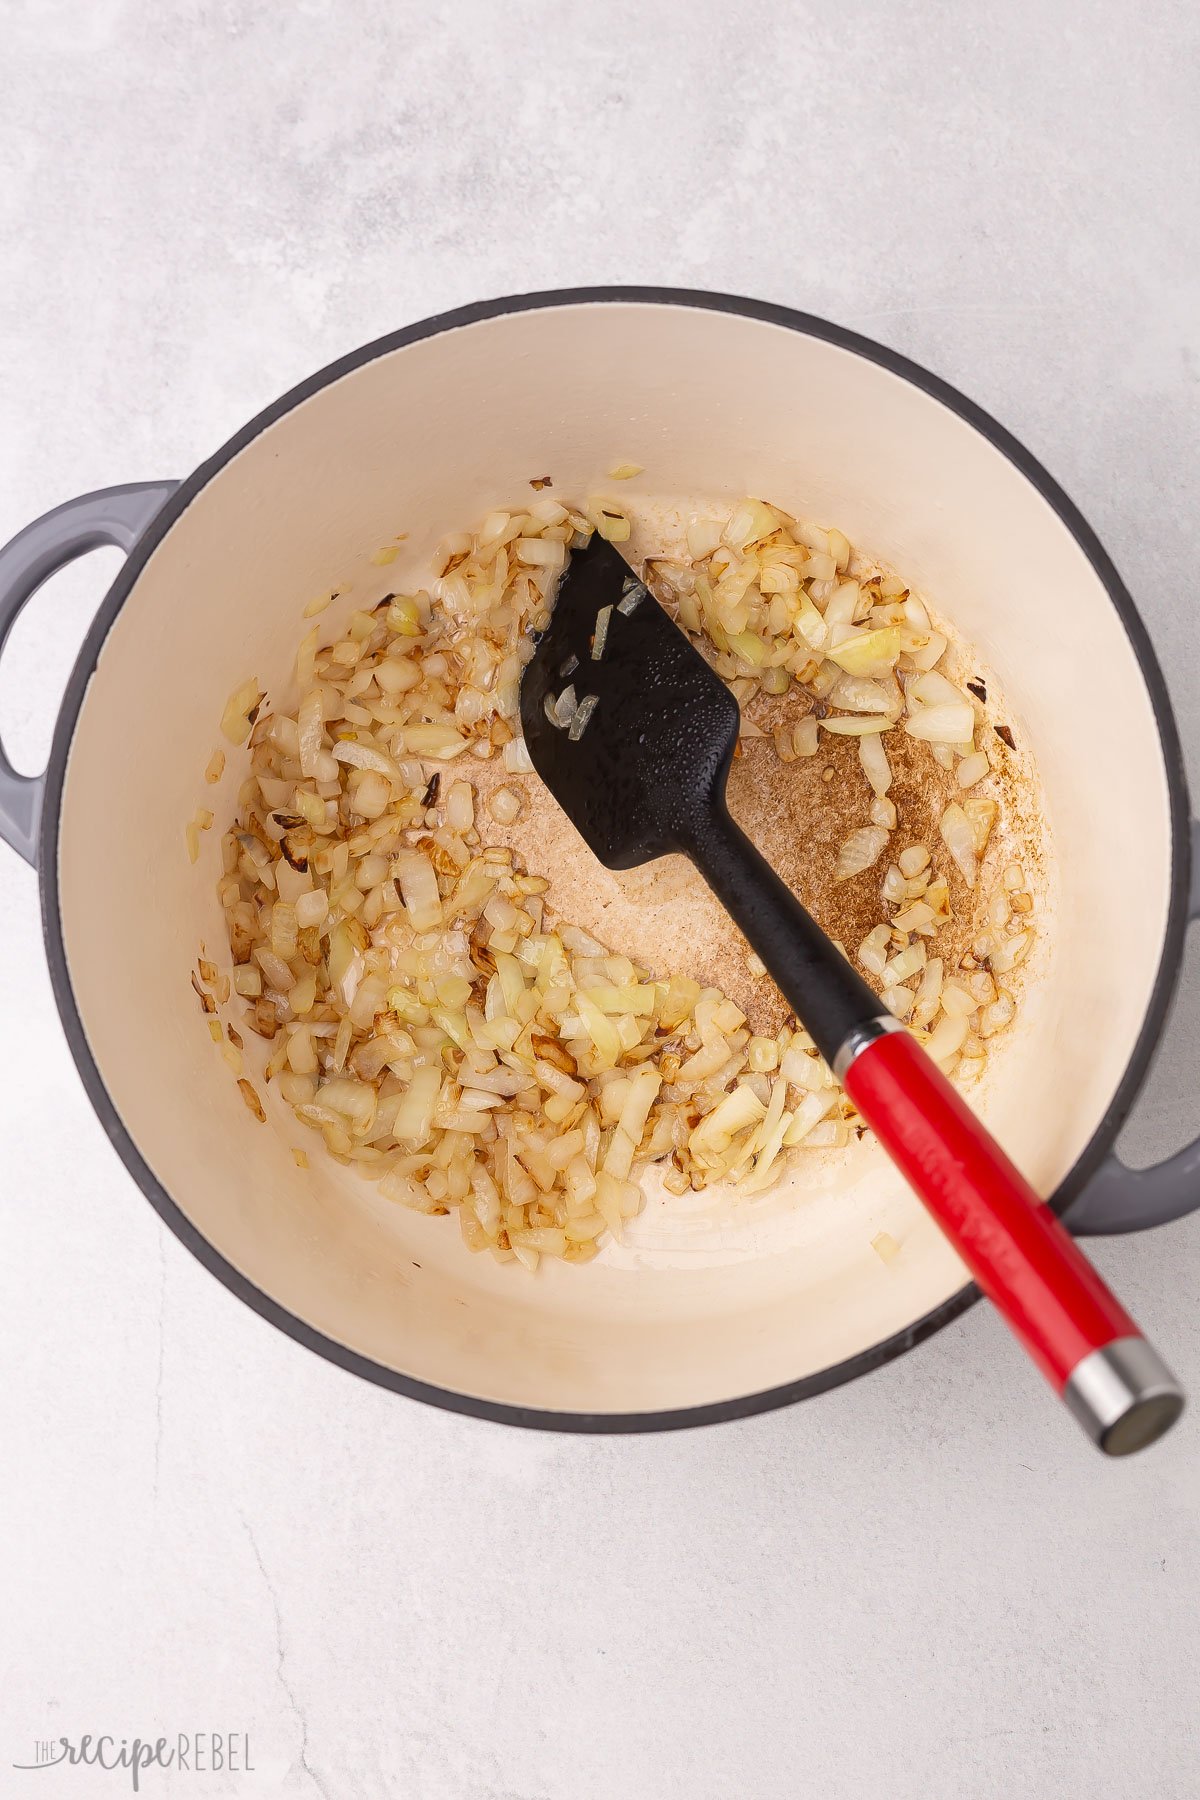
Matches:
[[939, 803, 979, 887], [835, 826, 890, 882], [905, 701, 975, 743], [784, 1089, 838, 1145], [446, 781, 474, 831], [392, 847, 442, 932], [990, 930, 1032, 974], [402, 723, 468, 758], [503, 736, 534, 773], [892, 899, 935, 933], [689, 1084, 764, 1163], [297, 689, 324, 777], [964, 796, 997, 855], [980, 991, 1017, 1037], [515, 536, 566, 569], [603, 1066, 661, 1179], [821, 714, 894, 736], [221, 676, 263, 746], [375, 656, 421, 696], [392, 1065, 443, 1147], [588, 502, 631, 543], [332, 739, 400, 778], [686, 518, 723, 559], [568, 694, 599, 741], [591, 605, 613, 660], [859, 732, 892, 796], [911, 957, 944, 1026], [927, 1012, 969, 1063], [792, 716, 819, 756], [833, 675, 899, 715], [858, 923, 892, 977], [827, 626, 901, 677], [882, 984, 915, 1020], [881, 862, 908, 904]]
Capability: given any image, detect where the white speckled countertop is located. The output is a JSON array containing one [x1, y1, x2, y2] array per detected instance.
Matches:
[[1, 3, 1198, 1795]]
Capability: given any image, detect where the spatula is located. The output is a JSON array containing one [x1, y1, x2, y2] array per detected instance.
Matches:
[[520, 533, 1184, 1453]]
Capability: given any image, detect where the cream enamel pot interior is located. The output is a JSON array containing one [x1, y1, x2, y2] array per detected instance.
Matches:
[[2, 289, 1198, 1430]]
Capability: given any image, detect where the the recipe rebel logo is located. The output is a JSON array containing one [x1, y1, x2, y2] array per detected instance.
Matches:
[[13, 1732, 255, 1790]]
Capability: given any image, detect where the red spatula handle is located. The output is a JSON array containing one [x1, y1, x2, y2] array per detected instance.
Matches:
[[841, 1023, 1183, 1453]]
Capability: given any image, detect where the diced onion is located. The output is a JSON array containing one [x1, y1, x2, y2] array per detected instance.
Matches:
[[297, 689, 324, 777], [827, 626, 901, 677], [957, 750, 990, 789], [221, 677, 263, 746], [905, 701, 975, 743], [393, 847, 442, 932], [488, 787, 522, 825], [332, 739, 400, 778], [859, 732, 892, 796], [686, 518, 723, 559], [503, 736, 534, 773], [792, 717, 819, 756], [206, 489, 1032, 1268], [898, 844, 930, 878], [588, 503, 631, 543], [835, 826, 890, 882], [990, 930, 1032, 974], [858, 923, 892, 977], [939, 803, 979, 887], [821, 714, 894, 736]]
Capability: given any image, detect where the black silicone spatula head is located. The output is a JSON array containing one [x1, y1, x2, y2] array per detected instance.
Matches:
[[519, 534, 739, 868]]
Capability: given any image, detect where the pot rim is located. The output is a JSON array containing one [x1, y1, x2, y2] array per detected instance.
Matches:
[[37, 285, 1193, 1433]]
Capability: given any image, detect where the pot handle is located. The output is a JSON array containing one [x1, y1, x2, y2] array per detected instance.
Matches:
[[1068, 816, 1200, 1235], [0, 481, 178, 866]]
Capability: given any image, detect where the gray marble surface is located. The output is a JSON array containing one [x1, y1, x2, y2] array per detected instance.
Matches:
[[1, 3, 1198, 1796]]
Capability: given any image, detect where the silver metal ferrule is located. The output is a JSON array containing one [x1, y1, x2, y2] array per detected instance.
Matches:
[[1064, 1338, 1185, 1456], [832, 1013, 905, 1083]]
